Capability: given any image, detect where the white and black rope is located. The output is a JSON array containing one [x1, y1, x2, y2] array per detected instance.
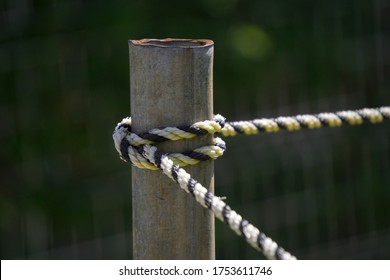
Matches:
[[139, 144, 295, 260], [113, 106, 389, 259]]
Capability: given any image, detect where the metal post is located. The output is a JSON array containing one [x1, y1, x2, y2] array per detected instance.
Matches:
[[129, 38, 215, 259]]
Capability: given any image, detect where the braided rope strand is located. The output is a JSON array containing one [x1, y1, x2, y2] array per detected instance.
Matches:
[[221, 106, 390, 137], [140, 144, 296, 260], [115, 107, 389, 151]]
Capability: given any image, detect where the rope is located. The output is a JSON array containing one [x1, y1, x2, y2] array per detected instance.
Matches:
[[140, 144, 295, 260], [221, 107, 390, 136], [112, 106, 389, 259], [113, 115, 226, 170]]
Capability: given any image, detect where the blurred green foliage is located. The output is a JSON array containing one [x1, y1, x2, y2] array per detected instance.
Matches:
[[1, 0, 389, 259]]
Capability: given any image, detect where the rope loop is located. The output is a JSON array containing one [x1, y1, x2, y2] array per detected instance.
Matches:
[[113, 114, 227, 170]]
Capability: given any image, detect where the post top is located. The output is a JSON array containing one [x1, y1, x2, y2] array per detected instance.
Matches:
[[129, 38, 214, 48]]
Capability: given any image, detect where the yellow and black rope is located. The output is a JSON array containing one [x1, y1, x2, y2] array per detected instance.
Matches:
[[221, 107, 389, 136]]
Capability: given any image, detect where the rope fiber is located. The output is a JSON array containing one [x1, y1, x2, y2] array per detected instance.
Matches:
[[113, 106, 390, 259]]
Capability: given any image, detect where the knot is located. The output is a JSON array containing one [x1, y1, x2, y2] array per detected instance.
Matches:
[[113, 115, 226, 170]]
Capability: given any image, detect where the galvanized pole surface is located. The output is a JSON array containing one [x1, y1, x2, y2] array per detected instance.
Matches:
[[129, 39, 215, 259]]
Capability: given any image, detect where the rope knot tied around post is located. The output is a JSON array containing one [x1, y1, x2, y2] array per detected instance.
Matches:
[[112, 106, 389, 260], [113, 114, 227, 170], [113, 113, 297, 260]]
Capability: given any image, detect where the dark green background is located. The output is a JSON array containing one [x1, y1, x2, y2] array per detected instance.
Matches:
[[1, 0, 389, 259]]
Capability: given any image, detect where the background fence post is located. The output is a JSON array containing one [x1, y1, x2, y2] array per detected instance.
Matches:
[[129, 38, 215, 259]]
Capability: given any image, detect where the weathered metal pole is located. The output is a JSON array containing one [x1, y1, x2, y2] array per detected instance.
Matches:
[[129, 38, 215, 259]]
